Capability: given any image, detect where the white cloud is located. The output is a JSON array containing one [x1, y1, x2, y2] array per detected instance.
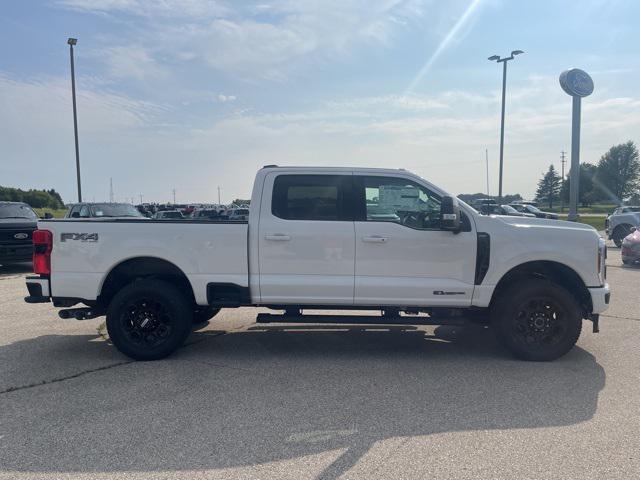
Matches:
[[55, 0, 229, 18], [101, 45, 166, 81], [216, 94, 237, 103], [54, 0, 431, 80], [3, 69, 639, 203]]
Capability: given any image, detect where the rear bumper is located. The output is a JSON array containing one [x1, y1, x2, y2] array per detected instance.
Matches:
[[24, 275, 51, 303], [589, 283, 610, 314]]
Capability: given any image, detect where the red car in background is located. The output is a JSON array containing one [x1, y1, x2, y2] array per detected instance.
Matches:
[[621, 227, 640, 265]]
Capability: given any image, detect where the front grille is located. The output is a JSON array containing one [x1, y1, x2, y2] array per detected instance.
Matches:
[[0, 229, 34, 243]]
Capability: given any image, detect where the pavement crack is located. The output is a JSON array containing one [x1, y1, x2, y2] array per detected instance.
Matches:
[[0, 361, 132, 395], [602, 313, 640, 322]]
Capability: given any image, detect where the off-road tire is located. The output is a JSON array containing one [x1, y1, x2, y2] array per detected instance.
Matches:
[[106, 279, 193, 360], [491, 279, 583, 361], [612, 224, 632, 248]]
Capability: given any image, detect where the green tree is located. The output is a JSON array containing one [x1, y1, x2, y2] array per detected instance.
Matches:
[[561, 163, 600, 206], [0, 186, 65, 209], [536, 164, 561, 209], [594, 141, 640, 203]]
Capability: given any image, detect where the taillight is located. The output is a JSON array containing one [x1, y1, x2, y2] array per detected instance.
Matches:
[[33, 229, 53, 275]]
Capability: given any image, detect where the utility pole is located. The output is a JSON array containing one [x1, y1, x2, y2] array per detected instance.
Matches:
[[172, 189, 176, 204], [485, 149, 490, 196], [139, 194, 143, 204], [487, 50, 524, 200], [218, 186, 221, 205], [109, 178, 114, 203], [68, 38, 82, 202], [560, 150, 566, 212]]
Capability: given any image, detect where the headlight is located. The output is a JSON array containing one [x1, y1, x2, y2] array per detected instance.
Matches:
[[598, 238, 607, 285]]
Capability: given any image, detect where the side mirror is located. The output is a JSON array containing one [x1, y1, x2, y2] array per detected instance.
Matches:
[[44, 212, 53, 219], [440, 196, 461, 233]]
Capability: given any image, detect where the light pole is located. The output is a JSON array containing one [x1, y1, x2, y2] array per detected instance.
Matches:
[[488, 50, 524, 200], [68, 37, 82, 202]]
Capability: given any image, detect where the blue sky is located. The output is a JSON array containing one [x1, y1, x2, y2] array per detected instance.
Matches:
[[1, 0, 639, 203]]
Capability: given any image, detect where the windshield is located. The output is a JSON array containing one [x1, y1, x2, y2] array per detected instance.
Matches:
[[92, 204, 144, 217], [525, 205, 542, 213], [0, 203, 38, 220]]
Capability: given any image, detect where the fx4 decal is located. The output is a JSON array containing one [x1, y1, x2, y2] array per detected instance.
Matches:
[[61, 232, 99, 243]]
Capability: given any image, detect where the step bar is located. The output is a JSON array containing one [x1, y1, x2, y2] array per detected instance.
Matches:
[[256, 313, 471, 326]]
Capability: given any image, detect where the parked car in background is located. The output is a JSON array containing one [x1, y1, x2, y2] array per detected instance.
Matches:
[[477, 204, 535, 217], [0, 201, 41, 265], [154, 210, 184, 219], [226, 208, 250, 221], [192, 209, 228, 220], [606, 206, 640, 247], [66, 203, 146, 219], [621, 227, 640, 265], [472, 198, 498, 211], [511, 200, 539, 207], [510, 203, 558, 220]]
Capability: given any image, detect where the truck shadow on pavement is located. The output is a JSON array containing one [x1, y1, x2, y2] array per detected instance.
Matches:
[[0, 324, 605, 479], [0, 262, 32, 277]]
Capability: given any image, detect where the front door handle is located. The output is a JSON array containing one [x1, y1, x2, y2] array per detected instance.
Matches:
[[362, 235, 388, 243], [265, 234, 291, 241]]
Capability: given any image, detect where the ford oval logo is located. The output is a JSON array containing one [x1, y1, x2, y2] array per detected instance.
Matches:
[[14, 233, 29, 240]]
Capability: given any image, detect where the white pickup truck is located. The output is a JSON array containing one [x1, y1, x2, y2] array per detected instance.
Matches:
[[25, 166, 610, 361]]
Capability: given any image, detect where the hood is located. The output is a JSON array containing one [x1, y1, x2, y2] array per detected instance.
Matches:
[[624, 229, 640, 244], [491, 215, 596, 232]]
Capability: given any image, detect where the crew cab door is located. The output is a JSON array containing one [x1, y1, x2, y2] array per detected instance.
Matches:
[[258, 172, 355, 304], [353, 174, 476, 306]]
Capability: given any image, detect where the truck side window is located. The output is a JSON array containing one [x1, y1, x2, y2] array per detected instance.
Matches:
[[272, 175, 352, 221], [356, 176, 443, 230]]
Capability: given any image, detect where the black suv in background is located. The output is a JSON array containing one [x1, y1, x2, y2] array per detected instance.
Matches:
[[0, 202, 40, 266], [510, 203, 559, 220]]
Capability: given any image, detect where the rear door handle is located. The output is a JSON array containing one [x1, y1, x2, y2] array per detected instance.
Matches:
[[265, 234, 291, 241], [362, 235, 388, 243]]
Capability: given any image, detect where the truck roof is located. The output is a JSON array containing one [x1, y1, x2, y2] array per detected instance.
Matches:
[[261, 165, 408, 174]]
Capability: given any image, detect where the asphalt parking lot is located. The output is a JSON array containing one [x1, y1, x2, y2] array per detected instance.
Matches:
[[0, 244, 639, 480]]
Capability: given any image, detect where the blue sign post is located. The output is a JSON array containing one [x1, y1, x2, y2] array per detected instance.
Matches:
[[559, 68, 594, 221]]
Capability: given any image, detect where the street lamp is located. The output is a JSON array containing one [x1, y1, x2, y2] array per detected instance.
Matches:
[[488, 50, 524, 200], [68, 37, 82, 202]]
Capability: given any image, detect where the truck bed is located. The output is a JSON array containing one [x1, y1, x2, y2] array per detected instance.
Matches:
[[40, 218, 249, 304]]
